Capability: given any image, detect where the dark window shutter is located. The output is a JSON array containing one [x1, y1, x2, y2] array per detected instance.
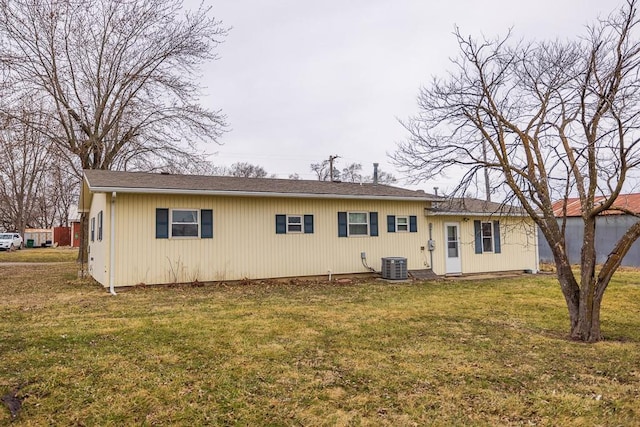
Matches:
[[493, 221, 501, 253], [370, 212, 378, 236], [201, 209, 213, 238], [98, 211, 103, 241], [275, 214, 286, 234], [387, 215, 396, 233], [409, 215, 417, 232], [474, 220, 482, 254], [338, 212, 347, 237], [304, 215, 314, 234], [156, 208, 169, 239]]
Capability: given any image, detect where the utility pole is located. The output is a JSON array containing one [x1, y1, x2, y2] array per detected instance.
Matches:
[[329, 155, 339, 181]]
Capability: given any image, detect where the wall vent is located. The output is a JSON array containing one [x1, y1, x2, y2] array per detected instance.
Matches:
[[381, 257, 407, 280]]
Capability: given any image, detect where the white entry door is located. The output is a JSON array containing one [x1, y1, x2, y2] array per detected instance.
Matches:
[[445, 223, 462, 274]]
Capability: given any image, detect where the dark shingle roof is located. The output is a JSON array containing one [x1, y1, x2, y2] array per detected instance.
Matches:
[[429, 197, 525, 215], [83, 170, 438, 201]]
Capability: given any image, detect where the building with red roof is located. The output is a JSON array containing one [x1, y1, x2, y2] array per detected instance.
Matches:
[[539, 193, 640, 266]]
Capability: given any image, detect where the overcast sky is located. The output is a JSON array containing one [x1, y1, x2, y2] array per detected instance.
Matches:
[[194, 0, 620, 192]]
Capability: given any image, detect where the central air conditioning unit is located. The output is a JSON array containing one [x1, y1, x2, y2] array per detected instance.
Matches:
[[381, 257, 408, 280]]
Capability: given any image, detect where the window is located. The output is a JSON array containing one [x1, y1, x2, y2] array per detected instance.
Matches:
[[90, 217, 95, 242], [481, 222, 493, 252], [348, 212, 368, 236], [171, 209, 199, 237], [474, 220, 501, 254], [338, 212, 378, 237], [387, 215, 418, 233], [276, 214, 314, 234], [287, 215, 302, 233], [156, 208, 211, 239], [97, 211, 103, 241], [396, 216, 409, 232]]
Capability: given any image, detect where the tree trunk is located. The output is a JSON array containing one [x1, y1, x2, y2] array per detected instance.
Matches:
[[568, 217, 602, 341], [555, 261, 580, 332], [76, 213, 88, 266], [570, 276, 603, 342]]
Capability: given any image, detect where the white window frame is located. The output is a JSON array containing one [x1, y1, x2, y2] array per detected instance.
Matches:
[[396, 216, 409, 232], [90, 217, 95, 242], [481, 221, 494, 253], [170, 209, 199, 238], [348, 212, 369, 236], [287, 215, 303, 233]]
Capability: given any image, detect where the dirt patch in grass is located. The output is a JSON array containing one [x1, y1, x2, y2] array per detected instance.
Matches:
[[1, 264, 639, 425]]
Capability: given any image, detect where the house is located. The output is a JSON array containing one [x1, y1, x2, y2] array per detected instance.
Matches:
[[425, 197, 539, 275], [538, 194, 640, 266], [78, 170, 539, 290]]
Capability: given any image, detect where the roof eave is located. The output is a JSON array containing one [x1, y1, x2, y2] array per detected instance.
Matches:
[[427, 210, 528, 217], [86, 186, 435, 202]]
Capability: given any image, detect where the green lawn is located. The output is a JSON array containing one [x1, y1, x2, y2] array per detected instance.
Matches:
[[1, 262, 639, 425], [0, 247, 78, 263]]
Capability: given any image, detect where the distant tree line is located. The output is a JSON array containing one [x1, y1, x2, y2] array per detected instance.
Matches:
[[310, 159, 396, 184]]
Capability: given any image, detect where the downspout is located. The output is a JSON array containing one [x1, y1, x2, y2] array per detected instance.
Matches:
[[109, 192, 117, 295], [534, 223, 540, 274]]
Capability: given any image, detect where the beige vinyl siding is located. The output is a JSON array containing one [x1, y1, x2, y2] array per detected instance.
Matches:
[[109, 193, 431, 287], [428, 215, 538, 275], [87, 193, 109, 286]]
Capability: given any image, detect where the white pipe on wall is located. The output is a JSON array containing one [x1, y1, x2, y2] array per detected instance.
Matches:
[[109, 192, 117, 296]]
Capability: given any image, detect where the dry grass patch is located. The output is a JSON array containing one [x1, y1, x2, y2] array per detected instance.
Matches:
[[1, 264, 639, 425], [0, 247, 78, 263]]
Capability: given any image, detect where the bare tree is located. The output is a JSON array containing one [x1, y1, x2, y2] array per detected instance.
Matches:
[[311, 160, 341, 181], [0, 105, 54, 235], [0, 0, 227, 175], [374, 170, 397, 185], [340, 162, 398, 184], [207, 162, 273, 178], [364, 168, 397, 185], [32, 150, 80, 228], [341, 163, 363, 183], [392, 1, 640, 341], [228, 162, 270, 178]]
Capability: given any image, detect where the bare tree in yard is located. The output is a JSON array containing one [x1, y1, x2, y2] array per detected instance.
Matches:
[[392, 1, 640, 342], [0, 0, 227, 174], [0, 106, 52, 235]]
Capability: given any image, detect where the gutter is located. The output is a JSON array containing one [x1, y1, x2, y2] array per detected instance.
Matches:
[[85, 186, 436, 202], [109, 192, 117, 296]]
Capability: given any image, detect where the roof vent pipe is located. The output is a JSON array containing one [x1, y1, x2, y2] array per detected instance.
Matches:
[[433, 187, 439, 196], [373, 163, 379, 185]]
